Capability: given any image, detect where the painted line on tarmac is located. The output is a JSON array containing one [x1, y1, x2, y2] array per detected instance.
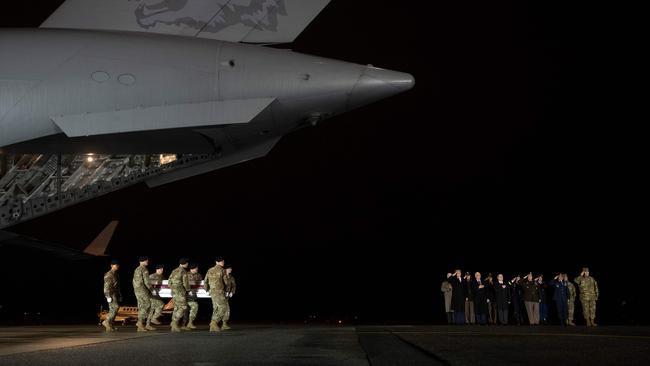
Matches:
[[357, 330, 650, 340]]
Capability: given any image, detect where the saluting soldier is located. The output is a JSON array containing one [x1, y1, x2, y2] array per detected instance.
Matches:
[[168, 258, 190, 332], [183, 263, 202, 330], [566, 274, 577, 326], [204, 257, 227, 332], [102, 260, 121, 332], [132, 256, 154, 331], [223, 264, 237, 330], [147, 264, 165, 328], [574, 267, 599, 326]]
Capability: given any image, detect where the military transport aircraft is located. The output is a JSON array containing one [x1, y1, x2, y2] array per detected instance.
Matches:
[[0, 1, 414, 234]]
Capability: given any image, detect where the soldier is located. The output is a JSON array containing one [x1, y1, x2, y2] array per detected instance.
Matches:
[[147, 264, 165, 328], [521, 272, 540, 325], [566, 274, 577, 326], [509, 275, 524, 325], [537, 275, 549, 325], [102, 260, 121, 332], [223, 264, 237, 330], [132, 256, 154, 332], [574, 267, 599, 326], [550, 273, 569, 325], [183, 263, 202, 330], [441, 273, 453, 324], [204, 256, 227, 332], [168, 258, 190, 332]]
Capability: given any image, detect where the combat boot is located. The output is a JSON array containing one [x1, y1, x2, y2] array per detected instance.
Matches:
[[591, 319, 597, 327], [221, 321, 231, 330], [209, 321, 221, 332], [568, 320, 576, 326], [145, 322, 157, 331], [170, 320, 182, 332], [187, 321, 197, 329], [150, 318, 162, 325], [102, 320, 113, 332], [586, 319, 592, 327], [136, 320, 148, 332]]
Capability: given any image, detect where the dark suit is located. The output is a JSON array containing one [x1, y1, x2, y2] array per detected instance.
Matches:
[[494, 281, 511, 325], [446, 276, 466, 324], [471, 279, 488, 325]]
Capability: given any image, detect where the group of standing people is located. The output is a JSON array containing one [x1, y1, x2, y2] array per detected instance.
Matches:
[[441, 267, 599, 326], [102, 256, 237, 333]]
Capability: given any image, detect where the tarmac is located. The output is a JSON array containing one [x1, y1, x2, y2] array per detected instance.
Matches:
[[1, 324, 649, 365]]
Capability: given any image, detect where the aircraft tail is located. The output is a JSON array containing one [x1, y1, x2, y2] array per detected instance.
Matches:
[[83, 221, 118, 256], [42, 0, 331, 44]]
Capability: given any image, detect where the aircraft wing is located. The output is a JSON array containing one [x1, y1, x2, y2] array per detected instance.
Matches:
[[0, 221, 117, 260], [41, 0, 331, 44]]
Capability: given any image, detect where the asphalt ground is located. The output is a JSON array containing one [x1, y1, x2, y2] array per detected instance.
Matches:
[[1, 324, 649, 365]]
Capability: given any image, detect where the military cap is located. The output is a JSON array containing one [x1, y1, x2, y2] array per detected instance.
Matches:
[[582, 267, 590, 272], [215, 256, 225, 263], [139, 255, 149, 262], [110, 259, 120, 265], [225, 264, 233, 269], [179, 258, 189, 265], [155, 264, 164, 269], [189, 263, 198, 269]]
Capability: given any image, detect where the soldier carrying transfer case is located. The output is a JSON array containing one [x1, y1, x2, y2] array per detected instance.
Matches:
[[168, 258, 190, 332], [132, 256, 154, 332], [102, 259, 122, 332], [147, 264, 165, 328], [574, 267, 599, 326], [204, 256, 227, 332], [183, 263, 202, 330], [223, 264, 237, 330]]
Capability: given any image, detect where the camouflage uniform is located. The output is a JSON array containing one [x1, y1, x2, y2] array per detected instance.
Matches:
[[184, 271, 203, 327], [204, 265, 227, 330], [148, 272, 165, 325], [103, 269, 121, 329], [574, 275, 599, 324], [224, 274, 237, 323], [168, 266, 190, 326], [567, 281, 577, 323], [132, 264, 152, 326]]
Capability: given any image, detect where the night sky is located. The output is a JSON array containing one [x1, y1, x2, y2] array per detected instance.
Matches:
[[1, 1, 643, 325]]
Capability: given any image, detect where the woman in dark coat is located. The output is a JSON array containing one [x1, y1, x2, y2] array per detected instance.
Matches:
[[463, 272, 475, 324], [485, 274, 497, 324], [494, 273, 511, 325], [446, 270, 466, 325], [471, 272, 488, 325]]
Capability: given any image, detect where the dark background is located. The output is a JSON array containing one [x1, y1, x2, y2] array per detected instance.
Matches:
[[0, 1, 643, 325]]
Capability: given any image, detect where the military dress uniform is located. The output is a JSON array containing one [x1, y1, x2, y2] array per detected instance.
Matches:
[[223, 273, 237, 328], [148, 272, 165, 326], [168, 265, 190, 332], [567, 281, 577, 325], [574, 275, 599, 326], [103, 269, 121, 331], [132, 263, 153, 331], [204, 264, 227, 332], [184, 271, 203, 329]]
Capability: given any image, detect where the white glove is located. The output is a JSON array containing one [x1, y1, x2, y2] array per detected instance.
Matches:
[[188, 291, 194, 296], [106, 297, 112, 303]]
